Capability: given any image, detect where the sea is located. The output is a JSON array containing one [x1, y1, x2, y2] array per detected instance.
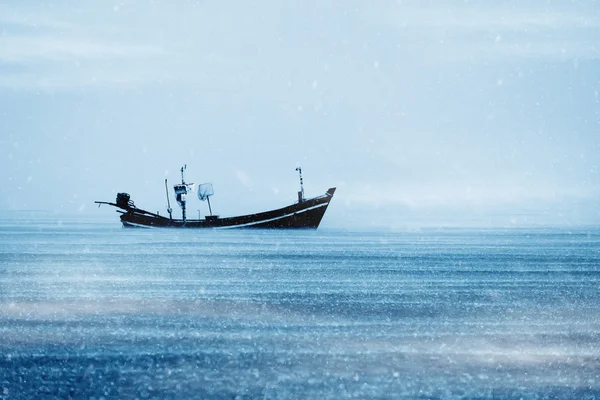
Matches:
[[1, 216, 599, 399]]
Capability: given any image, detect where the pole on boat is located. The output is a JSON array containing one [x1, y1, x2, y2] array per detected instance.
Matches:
[[180, 165, 187, 222], [295, 166, 304, 203], [197, 182, 214, 217], [207, 196, 213, 216], [165, 178, 173, 220]]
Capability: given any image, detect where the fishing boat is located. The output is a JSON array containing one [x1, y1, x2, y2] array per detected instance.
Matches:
[[95, 166, 336, 229]]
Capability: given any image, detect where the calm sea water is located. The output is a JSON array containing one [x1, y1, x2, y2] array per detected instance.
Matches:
[[1, 217, 599, 399]]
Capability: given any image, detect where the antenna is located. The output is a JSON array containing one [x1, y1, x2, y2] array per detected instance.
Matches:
[[180, 165, 186, 184], [165, 178, 173, 219], [295, 167, 304, 203]]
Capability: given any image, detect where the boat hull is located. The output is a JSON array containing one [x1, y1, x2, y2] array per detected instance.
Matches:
[[107, 188, 335, 229]]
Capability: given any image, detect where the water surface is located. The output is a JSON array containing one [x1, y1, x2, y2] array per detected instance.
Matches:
[[1, 217, 599, 398]]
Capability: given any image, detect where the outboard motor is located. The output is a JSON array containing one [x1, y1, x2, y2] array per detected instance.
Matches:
[[116, 192, 133, 209]]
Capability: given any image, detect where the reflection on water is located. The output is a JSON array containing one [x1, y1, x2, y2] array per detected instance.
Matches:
[[1, 218, 599, 398]]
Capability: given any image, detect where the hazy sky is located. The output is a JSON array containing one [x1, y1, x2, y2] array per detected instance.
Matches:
[[1, 1, 599, 228]]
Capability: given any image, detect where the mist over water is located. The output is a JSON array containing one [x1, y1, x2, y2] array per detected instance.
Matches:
[[1, 217, 599, 398]]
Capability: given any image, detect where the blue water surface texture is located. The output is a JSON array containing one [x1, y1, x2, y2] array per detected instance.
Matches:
[[1, 216, 599, 399]]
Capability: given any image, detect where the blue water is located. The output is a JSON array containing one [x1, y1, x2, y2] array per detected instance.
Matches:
[[1, 217, 599, 399]]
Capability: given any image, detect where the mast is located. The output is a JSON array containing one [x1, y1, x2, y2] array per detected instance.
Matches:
[[180, 165, 186, 221], [295, 167, 304, 203], [165, 178, 173, 219]]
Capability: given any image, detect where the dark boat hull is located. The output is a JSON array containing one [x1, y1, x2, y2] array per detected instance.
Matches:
[[99, 188, 335, 229]]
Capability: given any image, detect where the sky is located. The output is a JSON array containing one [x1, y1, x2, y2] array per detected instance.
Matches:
[[1, 0, 599, 228]]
